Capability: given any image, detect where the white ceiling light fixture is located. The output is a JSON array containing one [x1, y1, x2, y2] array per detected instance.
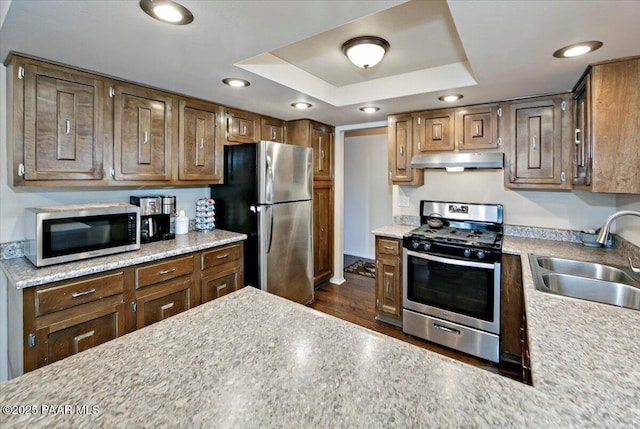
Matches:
[[438, 94, 463, 102], [359, 106, 380, 113], [140, 0, 194, 25], [341, 36, 390, 69], [553, 41, 603, 58], [222, 78, 250, 88], [291, 102, 312, 110]]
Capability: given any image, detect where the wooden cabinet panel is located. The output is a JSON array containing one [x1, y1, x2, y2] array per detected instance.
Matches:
[[388, 114, 423, 185], [135, 279, 194, 328], [201, 243, 242, 271], [572, 79, 591, 186], [374, 237, 402, 325], [22, 63, 104, 181], [577, 57, 640, 193], [313, 183, 333, 285], [35, 302, 125, 368], [415, 110, 455, 152], [500, 253, 523, 359], [113, 84, 172, 181], [178, 99, 223, 182], [455, 105, 500, 150], [201, 272, 241, 304], [261, 117, 285, 143], [505, 95, 570, 189], [35, 272, 124, 317], [226, 108, 259, 144], [135, 255, 194, 289]]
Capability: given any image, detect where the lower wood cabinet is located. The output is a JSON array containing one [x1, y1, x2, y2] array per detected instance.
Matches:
[[374, 237, 403, 326], [14, 241, 244, 374], [313, 182, 333, 285]]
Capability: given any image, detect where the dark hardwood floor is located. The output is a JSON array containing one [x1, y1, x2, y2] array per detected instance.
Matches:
[[309, 255, 524, 383]]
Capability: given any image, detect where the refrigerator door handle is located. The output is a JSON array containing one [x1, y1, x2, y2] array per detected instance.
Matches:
[[265, 205, 274, 254], [266, 155, 274, 204]]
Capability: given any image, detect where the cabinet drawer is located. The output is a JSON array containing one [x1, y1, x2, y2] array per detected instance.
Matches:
[[376, 238, 401, 256], [35, 272, 125, 317], [135, 280, 193, 328], [201, 243, 242, 271], [136, 256, 194, 289], [201, 272, 240, 304]]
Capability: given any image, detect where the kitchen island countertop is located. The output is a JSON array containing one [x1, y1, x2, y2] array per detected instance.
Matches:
[[1, 233, 639, 428], [0, 229, 247, 289]]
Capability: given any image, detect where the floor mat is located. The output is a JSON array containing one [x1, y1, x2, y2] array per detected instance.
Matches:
[[344, 260, 376, 278]]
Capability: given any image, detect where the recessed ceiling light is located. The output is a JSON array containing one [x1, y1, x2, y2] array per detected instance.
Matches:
[[291, 102, 312, 110], [438, 94, 463, 102], [341, 36, 390, 69], [140, 0, 194, 25], [360, 106, 380, 113], [222, 78, 250, 88], [553, 41, 603, 58]]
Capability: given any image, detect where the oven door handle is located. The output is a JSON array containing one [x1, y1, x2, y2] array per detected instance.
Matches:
[[407, 250, 496, 269]]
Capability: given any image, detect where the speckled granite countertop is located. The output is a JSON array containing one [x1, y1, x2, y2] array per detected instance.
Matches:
[[371, 224, 416, 238], [1, 233, 638, 427], [0, 230, 247, 289]]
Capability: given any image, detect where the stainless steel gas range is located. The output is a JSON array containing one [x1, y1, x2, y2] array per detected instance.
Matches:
[[402, 200, 503, 362]]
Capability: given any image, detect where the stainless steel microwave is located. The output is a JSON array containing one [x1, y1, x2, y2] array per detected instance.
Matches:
[[25, 203, 140, 267]]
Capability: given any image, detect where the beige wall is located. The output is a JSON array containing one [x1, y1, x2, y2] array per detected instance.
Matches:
[[616, 195, 640, 245]]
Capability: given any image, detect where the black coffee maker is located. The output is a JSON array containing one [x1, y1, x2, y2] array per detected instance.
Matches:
[[130, 196, 176, 243]]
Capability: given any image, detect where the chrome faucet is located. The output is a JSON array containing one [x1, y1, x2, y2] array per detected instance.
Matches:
[[596, 210, 640, 245]]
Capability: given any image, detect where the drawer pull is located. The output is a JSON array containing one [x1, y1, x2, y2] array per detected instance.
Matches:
[[216, 254, 229, 259], [71, 289, 96, 298], [158, 268, 177, 275], [383, 246, 394, 250]]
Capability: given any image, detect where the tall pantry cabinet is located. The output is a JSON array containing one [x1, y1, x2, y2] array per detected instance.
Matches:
[[286, 119, 335, 285]]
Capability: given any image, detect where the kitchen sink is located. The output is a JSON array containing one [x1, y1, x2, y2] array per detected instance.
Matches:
[[529, 255, 640, 311]]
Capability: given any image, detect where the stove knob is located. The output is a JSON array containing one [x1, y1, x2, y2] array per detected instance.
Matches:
[[412, 241, 420, 250], [477, 250, 486, 260], [463, 248, 472, 258], [422, 242, 431, 251]]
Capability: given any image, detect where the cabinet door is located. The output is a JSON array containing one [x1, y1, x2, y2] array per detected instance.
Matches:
[[388, 114, 423, 185], [33, 299, 126, 370], [375, 255, 401, 321], [313, 183, 333, 284], [507, 97, 567, 187], [500, 253, 524, 359], [23, 64, 104, 180], [572, 78, 591, 186], [178, 99, 223, 182], [261, 117, 285, 143], [135, 279, 194, 328], [201, 272, 242, 303], [311, 126, 333, 180], [455, 105, 500, 150], [113, 84, 172, 181], [226, 108, 259, 144], [415, 110, 455, 152]]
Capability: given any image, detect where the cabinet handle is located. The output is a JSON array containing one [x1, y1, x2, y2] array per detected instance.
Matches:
[[200, 137, 204, 149], [531, 137, 536, 150], [65, 119, 71, 135], [434, 128, 439, 140], [386, 282, 391, 295], [320, 149, 325, 159], [71, 289, 96, 298], [384, 246, 394, 250], [271, 129, 276, 140], [241, 124, 247, 135], [574, 128, 581, 145], [143, 131, 148, 145], [158, 267, 177, 275], [399, 145, 404, 156], [216, 254, 229, 259], [474, 123, 480, 137]]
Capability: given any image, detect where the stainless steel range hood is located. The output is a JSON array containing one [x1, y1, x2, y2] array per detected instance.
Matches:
[[411, 152, 503, 171]]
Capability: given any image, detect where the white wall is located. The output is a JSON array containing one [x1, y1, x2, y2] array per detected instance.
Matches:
[[394, 169, 624, 236], [616, 195, 640, 245], [344, 132, 392, 259]]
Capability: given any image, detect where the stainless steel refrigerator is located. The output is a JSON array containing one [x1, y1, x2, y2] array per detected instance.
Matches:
[[211, 141, 313, 304]]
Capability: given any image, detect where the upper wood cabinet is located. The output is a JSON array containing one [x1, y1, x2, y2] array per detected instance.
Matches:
[[414, 110, 455, 153], [388, 114, 423, 186], [504, 95, 571, 189], [7, 57, 105, 184], [572, 57, 640, 194], [225, 108, 260, 144], [113, 83, 173, 181], [455, 104, 501, 150], [178, 99, 224, 183], [286, 119, 334, 181], [260, 117, 285, 143]]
